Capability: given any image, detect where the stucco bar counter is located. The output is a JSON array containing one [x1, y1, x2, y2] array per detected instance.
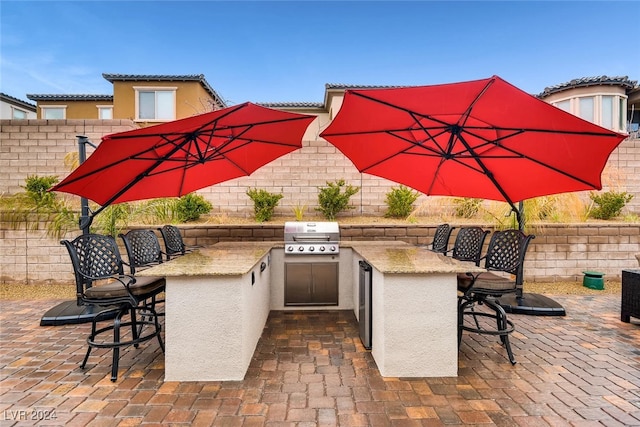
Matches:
[[145, 242, 274, 381], [349, 242, 484, 377], [145, 241, 483, 381]]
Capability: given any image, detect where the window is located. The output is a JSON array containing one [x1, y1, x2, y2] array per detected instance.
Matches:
[[601, 96, 613, 129], [41, 106, 66, 119], [578, 97, 594, 122], [555, 100, 570, 112], [12, 108, 27, 119], [97, 106, 113, 119], [134, 87, 176, 121], [550, 93, 628, 132]]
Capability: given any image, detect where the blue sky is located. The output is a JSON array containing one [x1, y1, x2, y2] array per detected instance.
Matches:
[[1, 1, 638, 105]]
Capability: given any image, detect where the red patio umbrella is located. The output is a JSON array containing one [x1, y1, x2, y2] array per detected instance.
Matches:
[[52, 102, 315, 224], [320, 75, 628, 315], [319, 76, 628, 228]]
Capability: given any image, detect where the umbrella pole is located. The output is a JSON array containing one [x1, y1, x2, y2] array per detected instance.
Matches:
[[40, 136, 113, 326], [499, 200, 566, 316], [77, 136, 95, 235]]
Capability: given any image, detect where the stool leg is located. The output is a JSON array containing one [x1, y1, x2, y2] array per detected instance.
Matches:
[[81, 319, 97, 369], [110, 310, 125, 382], [485, 299, 516, 365], [130, 307, 140, 348]]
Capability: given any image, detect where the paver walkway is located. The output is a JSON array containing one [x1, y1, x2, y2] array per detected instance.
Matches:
[[0, 295, 639, 426]]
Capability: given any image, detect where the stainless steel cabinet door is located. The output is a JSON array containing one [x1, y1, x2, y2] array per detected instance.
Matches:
[[284, 262, 338, 306], [285, 263, 313, 305], [311, 263, 338, 305]]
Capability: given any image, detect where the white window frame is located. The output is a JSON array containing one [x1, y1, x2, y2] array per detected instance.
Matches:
[[11, 107, 28, 119], [40, 105, 67, 119], [601, 95, 614, 130], [553, 99, 571, 113], [97, 105, 113, 119], [133, 86, 177, 122], [578, 96, 594, 122], [551, 94, 628, 132]]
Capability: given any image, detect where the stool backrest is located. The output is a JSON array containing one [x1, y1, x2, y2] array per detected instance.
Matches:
[[484, 229, 535, 286], [119, 229, 164, 274], [430, 224, 454, 254], [61, 234, 125, 304], [452, 227, 490, 266], [158, 225, 185, 258]]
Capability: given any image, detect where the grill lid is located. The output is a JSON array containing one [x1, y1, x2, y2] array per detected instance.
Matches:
[[284, 221, 340, 239], [284, 221, 340, 254]]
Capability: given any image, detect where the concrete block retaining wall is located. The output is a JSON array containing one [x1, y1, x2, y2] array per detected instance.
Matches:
[[1, 223, 638, 285], [2, 120, 640, 218], [1, 119, 640, 285]]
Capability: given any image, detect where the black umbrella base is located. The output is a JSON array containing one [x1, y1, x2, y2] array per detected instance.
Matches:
[[497, 293, 566, 316], [40, 300, 117, 326]]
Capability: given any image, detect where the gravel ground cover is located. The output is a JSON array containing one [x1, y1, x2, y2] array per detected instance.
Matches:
[[0, 280, 622, 300]]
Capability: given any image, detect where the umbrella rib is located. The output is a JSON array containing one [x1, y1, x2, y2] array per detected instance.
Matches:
[[456, 132, 517, 208], [203, 125, 254, 176], [53, 134, 188, 187], [425, 128, 462, 194], [93, 135, 209, 211], [458, 78, 496, 128], [485, 140, 603, 188], [462, 125, 620, 138], [457, 126, 614, 188], [408, 111, 452, 155], [357, 129, 446, 173], [343, 91, 455, 130]]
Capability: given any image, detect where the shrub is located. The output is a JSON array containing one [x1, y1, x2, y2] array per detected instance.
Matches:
[[92, 204, 131, 237], [384, 185, 419, 218], [292, 203, 306, 221], [175, 193, 212, 222], [588, 191, 633, 220], [23, 175, 58, 207], [247, 188, 284, 222], [453, 198, 482, 219], [316, 179, 360, 220]]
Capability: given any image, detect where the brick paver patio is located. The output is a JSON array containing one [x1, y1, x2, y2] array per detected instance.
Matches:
[[1, 294, 639, 426]]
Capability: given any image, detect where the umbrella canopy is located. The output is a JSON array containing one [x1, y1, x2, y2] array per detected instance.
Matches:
[[53, 102, 315, 210], [320, 76, 628, 225]]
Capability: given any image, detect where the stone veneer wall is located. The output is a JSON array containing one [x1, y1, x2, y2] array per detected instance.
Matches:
[[1, 223, 638, 285]]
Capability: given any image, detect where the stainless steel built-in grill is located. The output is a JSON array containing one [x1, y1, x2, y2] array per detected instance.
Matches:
[[284, 221, 340, 255], [283, 222, 340, 306]]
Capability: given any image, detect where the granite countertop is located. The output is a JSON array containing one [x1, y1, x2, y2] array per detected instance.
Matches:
[[143, 240, 484, 277], [143, 242, 275, 277], [349, 242, 485, 274]]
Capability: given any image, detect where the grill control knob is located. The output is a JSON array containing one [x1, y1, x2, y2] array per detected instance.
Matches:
[[309, 246, 315, 252], [329, 246, 336, 252], [298, 246, 305, 252], [287, 246, 294, 252], [319, 246, 326, 252]]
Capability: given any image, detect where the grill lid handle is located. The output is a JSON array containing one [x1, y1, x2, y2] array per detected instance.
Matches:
[[292, 235, 332, 242]]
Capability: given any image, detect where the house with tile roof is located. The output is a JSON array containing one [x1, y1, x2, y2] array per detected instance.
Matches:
[[26, 74, 226, 125], [24, 73, 640, 136], [538, 75, 639, 135], [0, 93, 37, 119]]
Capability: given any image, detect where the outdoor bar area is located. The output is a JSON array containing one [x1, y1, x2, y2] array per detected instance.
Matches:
[[144, 237, 484, 381], [33, 75, 633, 385]]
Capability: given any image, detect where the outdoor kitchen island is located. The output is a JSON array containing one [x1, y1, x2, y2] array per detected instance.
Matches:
[[144, 240, 483, 381]]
